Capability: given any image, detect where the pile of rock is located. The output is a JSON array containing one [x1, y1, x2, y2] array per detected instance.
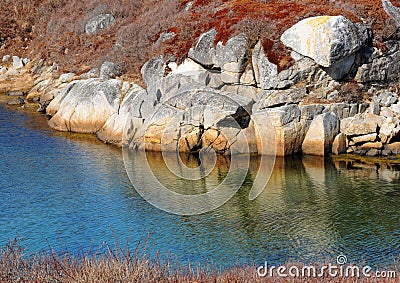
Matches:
[[1, 4, 400, 158]]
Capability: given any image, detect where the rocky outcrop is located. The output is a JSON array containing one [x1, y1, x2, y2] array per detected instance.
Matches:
[[281, 16, 370, 67], [85, 14, 115, 35], [97, 85, 157, 146], [2, 4, 400, 158], [252, 41, 278, 89], [129, 89, 255, 154], [47, 79, 122, 133], [355, 41, 400, 84], [188, 28, 217, 67], [253, 104, 309, 156], [215, 34, 249, 84]]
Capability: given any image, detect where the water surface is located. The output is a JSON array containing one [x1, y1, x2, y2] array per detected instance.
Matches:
[[0, 105, 399, 268]]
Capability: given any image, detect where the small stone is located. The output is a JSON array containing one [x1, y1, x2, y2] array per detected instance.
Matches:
[[12, 56, 24, 69], [6, 90, 24, 96], [2, 55, 10, 63], [59, 73, 75, 83], [366, 148, 380, 157], [387, 142, 400, 155], [7, 97, 25, 105], [359, 142, 383, 150], [100, 61, 123, 80]]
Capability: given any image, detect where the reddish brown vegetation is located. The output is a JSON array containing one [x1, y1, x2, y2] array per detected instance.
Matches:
[[1, 239, 398, 282], [0, 0, 399, 82]]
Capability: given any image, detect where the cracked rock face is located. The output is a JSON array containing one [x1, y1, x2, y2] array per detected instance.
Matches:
[[47, 79, 121, 133], [97, 85, 158, 146], [281, 16, 370, 67], [355, 41, 400, 84], [129, 89, 255, 154], [188, 28, 217, 67], [302, 113, 340, 156]]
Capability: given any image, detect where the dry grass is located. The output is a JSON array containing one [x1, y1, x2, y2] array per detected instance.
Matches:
[[0, 0, 399, 83], [0, 239, 398, 282]]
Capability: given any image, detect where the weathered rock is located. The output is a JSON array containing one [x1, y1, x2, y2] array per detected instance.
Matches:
[[255, 88, 307, 108], [100, 61, 123, 80], [373, 91, 398, 107], [380, 106, 395, 118], [382, 0, 400, 27], [59, 73, 76, 83], [391, 103, 400, 115], [340, 113, 384, 136], [325, 53, 356, 80], [141, 56, 165, 100], [324, 103, 360, 119], [155, 32, 176, 44], [359, 142, 383, 150], [2, 55, 10, 63], [255, 104, 301, 126], [379, 116, 400, 143], [7, 97, 25, 105], [97, 85, 157, 146], [281, 16, 370, 67], [220, 85, 259, 101], [275, 57, 319, 89], [300, 104, 326, 120], [369, 101, 381, 115], [216, 34, 248, 73], [47, 79, 121, 133], [46, 82, 77, 116], [366, 148, 381, 157], [130, 89, 255, 154], [188, 28, 217, 67], [216, 34, 249, 84], [252, 41, 278, 89], [240, 64, 256, 86], [12, 56, 26, 69], [355, 41, 400, 84], [332, 133, 347, 155], [80, 68, 100, 79], [6, 90, 24, 96], [85, 13, 115, 35], [253, 104, 309, 156], [302, 113, 340, 156], [387, 142, 400, 155], [351, 133, 377, 144]]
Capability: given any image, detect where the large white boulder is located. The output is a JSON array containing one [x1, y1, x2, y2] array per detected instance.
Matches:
[[281, 16, 370, 67], [47, 79, 121, 133]]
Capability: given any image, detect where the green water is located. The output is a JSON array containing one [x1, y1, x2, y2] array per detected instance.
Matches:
[[0, 104, 399, 268]]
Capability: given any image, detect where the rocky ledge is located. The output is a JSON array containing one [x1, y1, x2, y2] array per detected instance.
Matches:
[[1, 2, 400, 157]]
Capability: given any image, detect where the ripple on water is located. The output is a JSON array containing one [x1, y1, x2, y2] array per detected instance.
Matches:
[[0, 105, 399, 268]]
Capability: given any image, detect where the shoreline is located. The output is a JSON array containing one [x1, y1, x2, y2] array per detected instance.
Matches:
[[1, 89, 400, 166], [1, 12, 400, 159]]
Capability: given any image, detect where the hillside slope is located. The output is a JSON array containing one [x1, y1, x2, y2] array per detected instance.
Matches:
[[0, 0, 399, 83]]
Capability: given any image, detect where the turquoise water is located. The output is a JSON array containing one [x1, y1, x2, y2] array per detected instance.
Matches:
[[0, 104, 399, 268]]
